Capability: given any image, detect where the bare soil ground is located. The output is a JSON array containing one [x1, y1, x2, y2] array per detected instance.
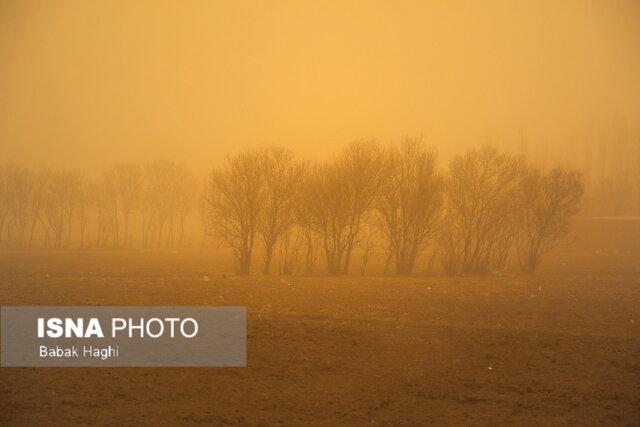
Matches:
[[1, 251, 639, 426]]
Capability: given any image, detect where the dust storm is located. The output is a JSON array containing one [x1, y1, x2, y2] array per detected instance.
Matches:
[[1, 1, 639, 425]]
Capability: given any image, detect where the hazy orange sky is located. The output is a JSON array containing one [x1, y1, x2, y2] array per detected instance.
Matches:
[[1, 0, 639, 172]]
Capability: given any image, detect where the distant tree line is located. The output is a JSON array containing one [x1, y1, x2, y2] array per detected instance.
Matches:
[[0, 159, 196, 250], [0, 140, 584, 275], [581, 136, 640, 217], [205, 139, 583, 275], [521, 123, 640, 218]]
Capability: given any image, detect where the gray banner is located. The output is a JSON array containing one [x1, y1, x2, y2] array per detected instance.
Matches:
[[1, 306, 246, 367]]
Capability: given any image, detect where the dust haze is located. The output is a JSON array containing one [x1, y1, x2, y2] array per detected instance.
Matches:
[[1, 0, 639, 170], [1, 2, 639, 425]]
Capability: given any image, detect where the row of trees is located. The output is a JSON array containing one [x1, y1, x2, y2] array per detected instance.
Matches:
[[206, 140, 583, 275], [582, 137, 640, 217], [0, 140, 584, 275], [0, 160, 196, 249]]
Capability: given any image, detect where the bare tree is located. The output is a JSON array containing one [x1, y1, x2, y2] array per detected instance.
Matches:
[[304, 162, 346, 274], [142, 161, 166, 248], [278, 226, 303, 275], [5, 164, 33, 246], [516, 167, 583, 273], [27, 168, 52, 247], [162, 161, 194, 248], [375, 138, 443, 275], [175, 172, 197, 248], [296, 169, 319, 275], [634, 139, 640, 215], [141, 159, 193, 249], [439, 147, 525, 275], [206, 150, 265, 274], [101, 169, 119, 247], [76, 180, 91, 249], [141, 172, 158, 249], [258, 146, 302, 274], [97, 170, 119, 247], [0, 163, 11, 245], [196, 177, 211, 249], [305, 141, 384, 275], [108, 163, 142, 247], [359, 223, 376, 276], [64, 172, 83, 247], [43, 171, 71, 248]]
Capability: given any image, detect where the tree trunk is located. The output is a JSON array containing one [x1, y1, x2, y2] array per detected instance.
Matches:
[[123, 212, 129, 248], [28, 216, 38, 247], [67, 209, 73, 248], [305, 234, 314, 275], [263, 243, 274, 274], [383, 249, 394, 275]]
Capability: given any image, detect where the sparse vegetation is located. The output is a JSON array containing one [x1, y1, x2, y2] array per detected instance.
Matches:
[[0, 141, 587, 276]]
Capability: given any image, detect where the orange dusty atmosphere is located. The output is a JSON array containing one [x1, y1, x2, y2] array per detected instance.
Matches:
[[1, 0, 639, 173]]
